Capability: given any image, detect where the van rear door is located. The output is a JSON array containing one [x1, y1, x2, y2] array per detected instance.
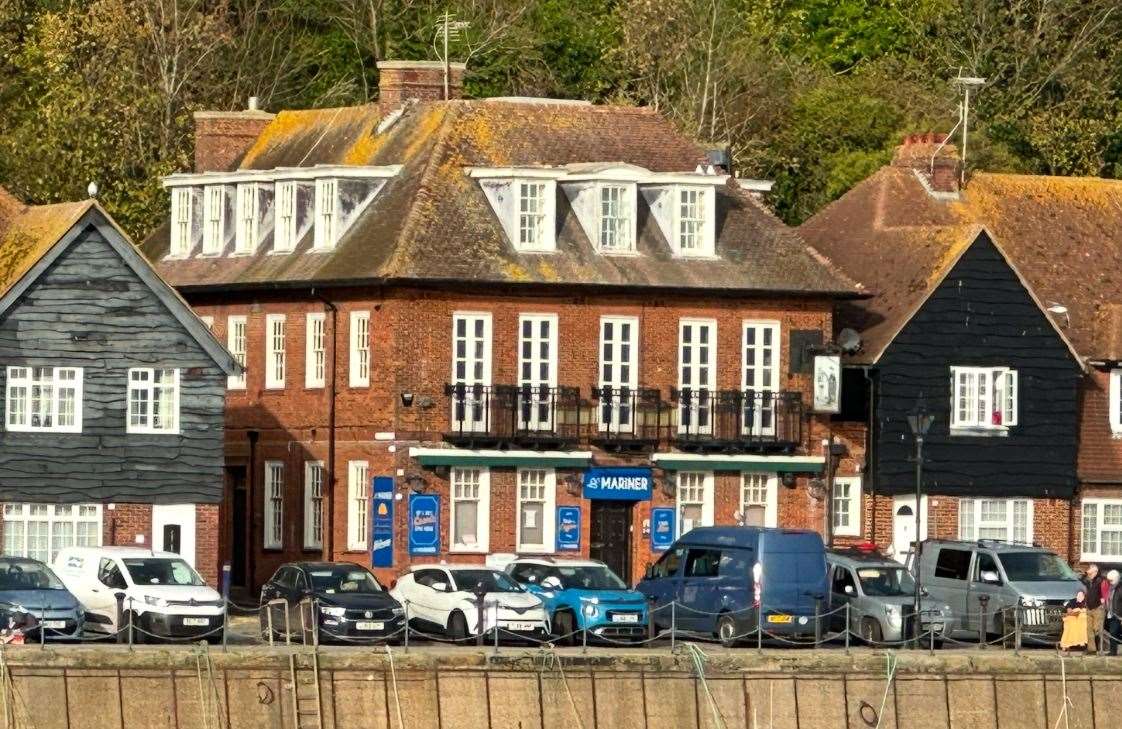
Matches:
[[759, 531, 826, 619]]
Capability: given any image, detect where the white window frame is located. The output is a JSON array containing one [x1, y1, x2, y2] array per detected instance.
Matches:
[[126, 367, 180, 434], [676, 471, 714, 537], [274, 180, 298, 253], [597, 183, 635, 253], [304, 461, 324, 550], [671, 186, 714, 257], [170, 187, 193, 257], [739, 472, 777, 528], [450, 312, 493, 432], [347, 461, 370, 552], [1082, 499, 1122, 561], [349, 311, 370, 387], [202, 184, 225, 255], [598, 315, 639, 432], [1, 503, 101, 563], [517, 313, 558, 432], [450, 467, 490, 553], [950, 366, 1018, 431], [1109, 369, 1122, 435], [313, 178, 339, 251], [264, 461, 284, 549], [227, 315, 247, 390], [678, 318, 717, 434], [831, 476, 862, 537], [514, 180, 556, 252], [5, 366, 83, 433], [516, 468, 556, 553], [742, 320, 781, 436], [265, 314, 286, 389], [958, 498, 1033, 543], [305, 312, 326, 389], [234, 182, 259, 255]]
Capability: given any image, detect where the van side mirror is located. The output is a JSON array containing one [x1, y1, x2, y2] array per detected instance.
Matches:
[[541, 576, 562, 590], [843, 584, 855, 595], [980, 570, 1001, 585], [431, 582, 448, 592]]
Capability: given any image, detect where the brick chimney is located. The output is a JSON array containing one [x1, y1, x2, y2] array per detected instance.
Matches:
[[192, 98, 275, 173], [892, 132, 961, 194], [377, 60, 466, 112]]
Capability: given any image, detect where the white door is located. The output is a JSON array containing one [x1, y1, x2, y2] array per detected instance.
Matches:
[[892, 495, 928, 564], [598, 316, 638, 432], [152, 504, 197, 566], [518, 314, 557, 431], [451, 313, 492, 431]]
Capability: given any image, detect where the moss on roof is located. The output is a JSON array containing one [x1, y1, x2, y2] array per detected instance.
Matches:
[[0, 199, 93, 299]]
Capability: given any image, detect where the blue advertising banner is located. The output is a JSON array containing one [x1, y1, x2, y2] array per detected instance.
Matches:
[[408, 494, 440, 555], [371, 476, 394, 568], [556, 506, 581, 551], [583, 467, 653, 501], [650, 507, 676, 551]]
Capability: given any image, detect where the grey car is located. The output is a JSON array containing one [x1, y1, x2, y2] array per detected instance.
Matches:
[[827, 548, 951, 645], [0, 557, 84, 639], [914, 539, 1081, 641]]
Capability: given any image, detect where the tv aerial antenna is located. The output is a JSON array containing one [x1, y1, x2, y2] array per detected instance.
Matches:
[[433, 12, 470, 100], [932, 72, 986, 185]]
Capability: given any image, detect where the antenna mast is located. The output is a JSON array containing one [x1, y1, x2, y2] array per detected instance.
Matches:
[[953, 75, 986, 185], [434, 12, 469, 100]]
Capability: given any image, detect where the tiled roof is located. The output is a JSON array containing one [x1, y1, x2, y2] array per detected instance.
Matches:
[[799, 167, 1122, 362], [142, 100, 860, 297], [0, 191, 94, 299]]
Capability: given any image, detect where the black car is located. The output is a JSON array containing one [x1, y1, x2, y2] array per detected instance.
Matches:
[[259, 562, 404, 644]]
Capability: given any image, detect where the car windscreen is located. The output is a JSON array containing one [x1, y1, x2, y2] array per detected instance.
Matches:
[[856, 567, 915, 597], [123, 558, 205, 586], [307, 567, 383, 594], [554, 566, 626, 590], [0, 560, 65, 590], [997, 552, 1079, 582], [451, 570, 522, 593]]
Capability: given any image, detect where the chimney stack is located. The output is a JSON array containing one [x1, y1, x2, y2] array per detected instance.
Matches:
[[192, 99, 275, 173], [377, 60, 466, 113], [892, 132, 960, 194]]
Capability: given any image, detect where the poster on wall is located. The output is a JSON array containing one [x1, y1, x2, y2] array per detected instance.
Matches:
[[650, 508, 675, 551], [556, 506, 581, 551], [408, 493, 440, 555], [813, 354, 841, 413], [371, 476, 394, 568]]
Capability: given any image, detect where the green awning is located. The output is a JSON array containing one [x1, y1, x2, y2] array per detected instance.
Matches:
[[650, 453, 825, 473], [409, 448, 593, 468]]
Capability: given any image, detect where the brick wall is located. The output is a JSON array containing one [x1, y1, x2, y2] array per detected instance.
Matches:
[[1078, 370, 1122, 482], [192, 111, 275, 173]]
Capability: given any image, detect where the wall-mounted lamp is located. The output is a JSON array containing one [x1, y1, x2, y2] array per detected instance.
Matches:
[[400, 392, 415, 407], [781, 472, 797, 489], [404, 473, 429, 494], [659, 477, 676, 499], [562, 473, 582, 497], [808, 478, 827, 501]]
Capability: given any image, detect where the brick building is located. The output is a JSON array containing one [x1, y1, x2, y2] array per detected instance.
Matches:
[[142, 61, 866, 590], [801, 134, 1122, 566]]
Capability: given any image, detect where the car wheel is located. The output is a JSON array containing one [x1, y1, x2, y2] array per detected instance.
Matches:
[[553, 610, 577, 646], [861, 617, 883, 645], [447, 611, 469, 643], [716, 614, 740, 648]]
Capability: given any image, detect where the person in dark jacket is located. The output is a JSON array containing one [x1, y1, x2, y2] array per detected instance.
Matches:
[[1084, 564, 1108, 654], [1106, 570, 1122, 656]]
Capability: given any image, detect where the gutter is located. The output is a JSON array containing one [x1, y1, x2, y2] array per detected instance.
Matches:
[[311, 288, 338, 562]]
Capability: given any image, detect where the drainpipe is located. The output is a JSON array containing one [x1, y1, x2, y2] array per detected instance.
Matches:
[[247, 430, 258, 587], [864, 367, 877, 543], [312, 289, 338, 561]]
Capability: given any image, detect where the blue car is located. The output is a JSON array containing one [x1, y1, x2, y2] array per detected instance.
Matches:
[[506, 558, 648, 644], [0, 557, 84, 640]]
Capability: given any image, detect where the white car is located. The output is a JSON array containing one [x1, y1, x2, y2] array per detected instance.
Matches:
[[390, 564, 548, 642], [53, 546, 225, 643]]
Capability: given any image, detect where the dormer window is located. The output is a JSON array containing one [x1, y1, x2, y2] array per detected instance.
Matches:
[[314, 178, 338, 250], [170, 188, 194, 257], [202, 185, 226, 255], [598, 184, 634, 253], [235, 183, 259, 255], [274, 181, 298, 252], [676, 187, 707, 254], [518, 182, 550, 251]]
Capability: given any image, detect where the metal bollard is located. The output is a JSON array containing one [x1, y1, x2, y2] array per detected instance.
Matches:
[[403, 601, 410, 654], [1014, 608, 1022, 654], [284, 603, 292, 647], [127, 597, 135, 651], [757, 599, 763, 654], [814, 599, 822, 645], [222, 600, 229, 653], [647, 596, 657, 642], [844, 603, 850, 654], [492, 603, 500, 655], [266, 604, 274, 647], [582, 616, 588, 654], [669, 601, 676, 652], [38, 607, 45, 649]]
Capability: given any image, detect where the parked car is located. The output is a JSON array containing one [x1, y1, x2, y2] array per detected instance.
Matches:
[[914, 539, 1082, 641], [0, 557, 84, 640], [506, 557, 648, 644], [54, 546, 225, 643], [636, 526, 827, 647], [390, 564, 548, 642], [259, 562, 404, 643], [827, 547, 951, 645]]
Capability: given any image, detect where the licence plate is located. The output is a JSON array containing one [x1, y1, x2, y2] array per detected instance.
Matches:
[[767, 614, 793, 624], [42, 620, 65, 629], [182, 618, 209, 627], [611, 613, 640, 623], [504, 622, 537, 632], [356, 621, 385, 631]]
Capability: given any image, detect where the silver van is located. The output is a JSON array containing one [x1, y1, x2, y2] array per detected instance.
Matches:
[[914, 539, 1082, 641], [827, 547, 950, 645]]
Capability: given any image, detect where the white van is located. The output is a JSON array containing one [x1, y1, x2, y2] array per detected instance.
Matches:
[[53, 546, 225, 642]]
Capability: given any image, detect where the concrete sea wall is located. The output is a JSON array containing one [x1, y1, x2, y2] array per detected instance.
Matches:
[[0, 646, 1112, 729]]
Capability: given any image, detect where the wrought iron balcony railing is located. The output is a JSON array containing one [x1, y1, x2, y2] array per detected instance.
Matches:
[[669, 388, 803, 453], [443, 383, 581, 447], [588, 386, 666, 451]]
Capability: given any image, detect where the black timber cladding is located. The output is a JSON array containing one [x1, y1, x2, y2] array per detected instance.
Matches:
[[874, 231, 1081, 498], [0, 224, 226, 503]]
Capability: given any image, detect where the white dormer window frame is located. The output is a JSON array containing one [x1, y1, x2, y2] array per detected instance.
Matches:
[[170, 187, 194, 257], [313, 178, 339, 251], [597, 183, 636, 253], [516, 180, 555, 252], [274, 180, 298, 253], [234, 182, 259, 255], [202, 185, 226, 255], [1109, 369, 1122, 436], [673, 185, 713, 257]]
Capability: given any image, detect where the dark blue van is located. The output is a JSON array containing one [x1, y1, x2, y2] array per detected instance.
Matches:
[[636, 526, 827, 646]]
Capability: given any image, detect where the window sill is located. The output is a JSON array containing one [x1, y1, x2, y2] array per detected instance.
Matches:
[[597, 248, 640, 257], [512, 248, 557, 255], [669, 252, 719, 261], [127, 429, 181, 436], [833, 529, 861, 538], [450, 546, 488, 554], [949, 426, 1009, 437], [268, 249, 296, 256], [264, 385, 286, 391], [6, 426, 84, 434], [517, 547, 555, 555]]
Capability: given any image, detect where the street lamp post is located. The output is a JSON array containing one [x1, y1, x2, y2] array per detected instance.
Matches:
[[907, 403, 934, 647]]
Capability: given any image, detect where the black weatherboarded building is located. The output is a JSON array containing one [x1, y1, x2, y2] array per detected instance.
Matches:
[[0, 188, 237, 582]]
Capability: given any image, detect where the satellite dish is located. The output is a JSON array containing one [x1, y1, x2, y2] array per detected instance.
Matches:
[[837, 328, 862, 354]]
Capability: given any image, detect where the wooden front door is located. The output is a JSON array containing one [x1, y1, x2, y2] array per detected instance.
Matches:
[[590, 501, 633, 583]]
